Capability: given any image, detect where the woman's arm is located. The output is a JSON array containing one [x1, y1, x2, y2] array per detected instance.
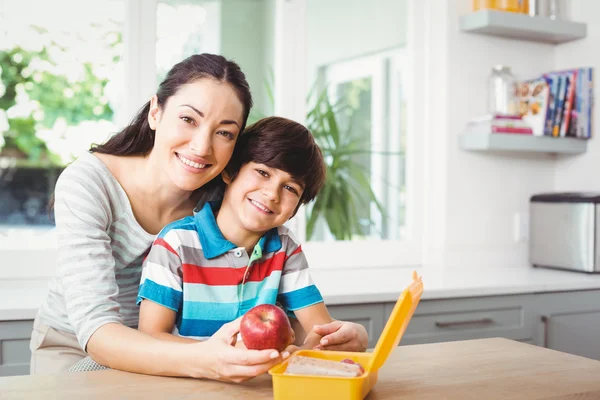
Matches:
[[87, 320, 288, 380]]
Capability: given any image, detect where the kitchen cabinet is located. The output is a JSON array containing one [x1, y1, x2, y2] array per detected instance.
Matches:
[[387, 294, 535, 345], [534, 290, 600, 360], [0, 320, 33, 376]]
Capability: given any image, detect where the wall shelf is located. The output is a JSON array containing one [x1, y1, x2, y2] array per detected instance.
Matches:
[[459, 132, 588, 155], [459, 10, 587, 44]]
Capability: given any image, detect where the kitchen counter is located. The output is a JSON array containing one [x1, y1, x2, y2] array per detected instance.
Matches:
[[4, 266, 600, 321], [2, 338, 600, 399]]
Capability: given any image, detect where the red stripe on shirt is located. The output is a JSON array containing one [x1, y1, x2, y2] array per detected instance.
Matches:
[[154, 238, 178, 256], [246, 251, 285, 282], [182, 251, 286, 285], [285, 245, 302, 261]]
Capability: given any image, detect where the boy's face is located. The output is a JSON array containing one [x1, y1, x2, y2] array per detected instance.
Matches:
[[221, 162, 304, 235]]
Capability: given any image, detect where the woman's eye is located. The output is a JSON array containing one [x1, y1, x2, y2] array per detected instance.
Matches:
[[217, 131, 234, 140], [181, 116, 195, 125], [256, 169, 268, 177]]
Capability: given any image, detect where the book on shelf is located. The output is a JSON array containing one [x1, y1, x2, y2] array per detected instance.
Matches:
[[518, 67, 593, 140], [466, 114, 533, 135]]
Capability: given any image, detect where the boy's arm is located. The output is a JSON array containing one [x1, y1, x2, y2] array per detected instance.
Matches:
[[138, 300, 197, 344], [292, 302, 333, 350]]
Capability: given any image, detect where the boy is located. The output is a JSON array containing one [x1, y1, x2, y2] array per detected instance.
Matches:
[[137, 117, 368, 355]]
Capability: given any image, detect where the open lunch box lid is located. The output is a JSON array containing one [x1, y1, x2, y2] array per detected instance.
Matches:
[[366, 270, 423, 372]]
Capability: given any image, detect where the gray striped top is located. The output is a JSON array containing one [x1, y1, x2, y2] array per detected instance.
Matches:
[[38, 152, 156, 351]]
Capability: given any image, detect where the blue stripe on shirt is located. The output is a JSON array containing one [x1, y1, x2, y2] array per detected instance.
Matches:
[[178, 318, 230, 337], [137, 279, 183, 311], [181, 289, 279, 321], [278, 285, 323, 311]]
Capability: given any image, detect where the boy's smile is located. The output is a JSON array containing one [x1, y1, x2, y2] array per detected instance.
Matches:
[[217, 162, 304, 249]]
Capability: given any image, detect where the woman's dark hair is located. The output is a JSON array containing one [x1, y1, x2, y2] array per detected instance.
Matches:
[[92, 53, 252, 156], [225, 116, 326, 212], [91, 53, 253, 204]]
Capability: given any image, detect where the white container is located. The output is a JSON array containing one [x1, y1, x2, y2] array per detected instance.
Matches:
[[488, 65, 518, 116]]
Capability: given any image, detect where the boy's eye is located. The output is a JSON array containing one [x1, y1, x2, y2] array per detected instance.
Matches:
[[284, 185, 299, 196], [217, 130, 235, 140], [256, 169, 269, 177]]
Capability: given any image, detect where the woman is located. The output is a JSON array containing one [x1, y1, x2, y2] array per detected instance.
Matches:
[[30, 53, 367, 381]]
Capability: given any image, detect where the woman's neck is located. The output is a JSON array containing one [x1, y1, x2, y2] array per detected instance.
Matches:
[[133, 155, 196, 215]]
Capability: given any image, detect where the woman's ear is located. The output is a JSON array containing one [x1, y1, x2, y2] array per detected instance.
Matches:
[[148, 95, 160, 130], [221, 170, 233, 185]]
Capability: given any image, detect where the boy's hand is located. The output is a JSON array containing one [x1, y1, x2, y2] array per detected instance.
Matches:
[[310, 321, 368, 352]]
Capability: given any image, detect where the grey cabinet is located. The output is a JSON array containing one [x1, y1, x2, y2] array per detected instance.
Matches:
[[328, 289, 600, 361], [387, 294, 535, 345], [534, 290, 600, 360], [0, 320, 33, 376]]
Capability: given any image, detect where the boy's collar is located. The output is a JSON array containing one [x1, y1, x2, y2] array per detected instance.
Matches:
[[194, 201, 282, 259]]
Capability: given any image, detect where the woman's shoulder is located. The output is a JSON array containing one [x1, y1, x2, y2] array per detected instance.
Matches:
[[55, 152, 128, 206]]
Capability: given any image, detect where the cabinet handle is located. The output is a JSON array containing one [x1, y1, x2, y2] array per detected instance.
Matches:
[[540, 315, 549, 348], [434, 318, 494, 328]]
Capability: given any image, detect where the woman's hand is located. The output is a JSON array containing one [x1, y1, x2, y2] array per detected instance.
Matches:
[[192, 318, 291, 383], [310, 321, 368, 352]]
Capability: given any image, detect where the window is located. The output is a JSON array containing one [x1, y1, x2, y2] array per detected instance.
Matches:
[[0, 0, 125, 268], [0, 0, 421, 276], [293, 0, 421, 268]]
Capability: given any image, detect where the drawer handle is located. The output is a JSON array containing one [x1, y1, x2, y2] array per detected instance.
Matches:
[[435, 318, 494, 328]]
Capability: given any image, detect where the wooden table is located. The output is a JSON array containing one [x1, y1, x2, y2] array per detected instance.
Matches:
[[2, 338, 600, 399]]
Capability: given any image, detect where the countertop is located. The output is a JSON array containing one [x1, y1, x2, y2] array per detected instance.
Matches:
[[2, 338, 600, 399], [4, 266, 600, 321]]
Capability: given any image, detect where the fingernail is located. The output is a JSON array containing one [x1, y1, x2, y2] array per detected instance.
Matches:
[[321, 339, 328, 346], [282, 351, 290, 359], [270, 351, 279, 359]]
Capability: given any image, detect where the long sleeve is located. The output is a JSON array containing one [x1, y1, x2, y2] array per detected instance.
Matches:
[[53, 164, 125, 350]]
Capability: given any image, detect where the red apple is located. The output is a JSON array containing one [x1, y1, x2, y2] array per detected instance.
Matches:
[[240, 304, 295, 352]]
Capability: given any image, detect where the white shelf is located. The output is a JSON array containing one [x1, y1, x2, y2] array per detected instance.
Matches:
[[460, 10, 586, 44], [459, 132, 588, 155]]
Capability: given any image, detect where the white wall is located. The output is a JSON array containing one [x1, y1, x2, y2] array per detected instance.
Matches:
[[554, 1, 600, 191], [424, 0, 596, 269]]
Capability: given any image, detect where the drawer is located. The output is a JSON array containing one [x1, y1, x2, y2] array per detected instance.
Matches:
[[0, 320, 34, 377], [327, 303, 385, 349], [385, 295, 534, 346]]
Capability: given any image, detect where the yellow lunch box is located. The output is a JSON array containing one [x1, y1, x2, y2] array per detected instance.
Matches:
[[269, 271, 423, 400]]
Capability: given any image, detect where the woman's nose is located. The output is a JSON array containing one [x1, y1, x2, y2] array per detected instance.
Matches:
[[189, 128, 213, 156]]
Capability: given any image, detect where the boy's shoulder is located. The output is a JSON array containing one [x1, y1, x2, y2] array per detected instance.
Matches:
[[276, 225, 301, 247], [157, 215, 197, 240]]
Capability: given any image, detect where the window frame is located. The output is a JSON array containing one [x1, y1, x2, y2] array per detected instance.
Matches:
[[280, 0, 424, 270]]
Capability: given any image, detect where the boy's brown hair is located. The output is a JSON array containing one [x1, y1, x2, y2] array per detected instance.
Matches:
[[225, 116, 326, 208]]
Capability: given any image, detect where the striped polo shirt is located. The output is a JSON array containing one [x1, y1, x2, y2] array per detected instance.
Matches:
[[137, 202, 323, 339]]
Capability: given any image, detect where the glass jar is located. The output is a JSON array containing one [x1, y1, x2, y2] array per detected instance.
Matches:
[[488, 65, 518, 116]]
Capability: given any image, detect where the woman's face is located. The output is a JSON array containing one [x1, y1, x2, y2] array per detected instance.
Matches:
[[148, 78, 244, 192]]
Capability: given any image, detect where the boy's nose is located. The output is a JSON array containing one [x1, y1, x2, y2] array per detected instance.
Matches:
[[262, 184, 280, 203]]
